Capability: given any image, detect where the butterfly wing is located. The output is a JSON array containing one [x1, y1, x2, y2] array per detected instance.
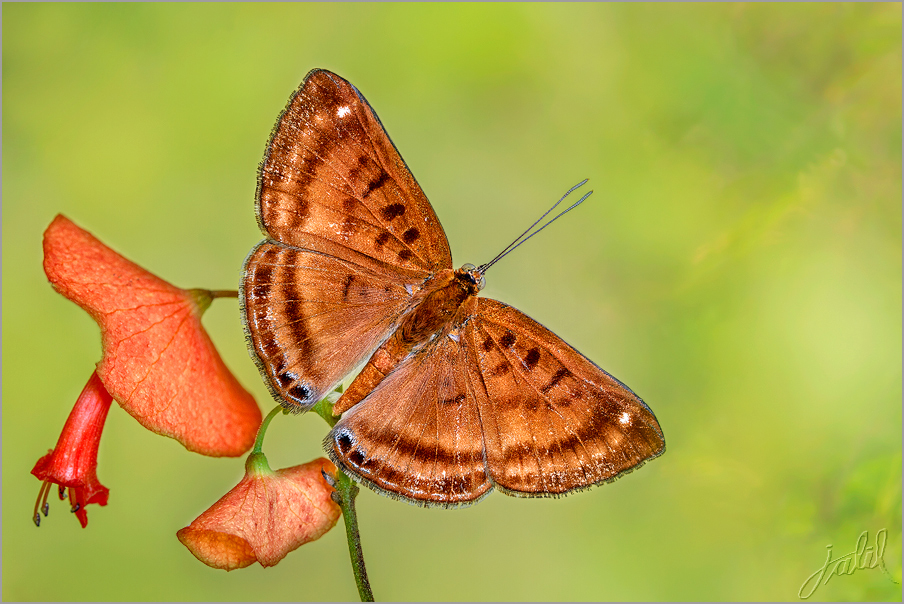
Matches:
[[467, 298, 665, 496], [326, 325, 492, 506], [242, 241, 427, 409], [244, 69, 453, 409], [256, 68, 452, 272]]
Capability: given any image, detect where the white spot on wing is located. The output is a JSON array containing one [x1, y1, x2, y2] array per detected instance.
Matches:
[[337, 105, 351, 118], [619, 412, 631, 425]]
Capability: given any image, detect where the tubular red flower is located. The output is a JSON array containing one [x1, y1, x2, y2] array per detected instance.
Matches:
[[32, 372, 112, 528], [177, 456, 341, 570], [42, 215, 261, 457]]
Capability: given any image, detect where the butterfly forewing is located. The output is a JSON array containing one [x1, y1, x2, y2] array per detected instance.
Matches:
[[467, 298, 665, 496], [257, 69, 452, 273], [327, 327, 492, 505]]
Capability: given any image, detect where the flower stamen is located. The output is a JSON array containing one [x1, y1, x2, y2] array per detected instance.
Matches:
[[67, 487, 82, 513], [42, 483, 52, 515], [33, 480, 52, 527]]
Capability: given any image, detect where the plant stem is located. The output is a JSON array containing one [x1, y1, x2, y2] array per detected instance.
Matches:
[[253, 405, 284, 454], [187, 289, 238, 314], [335, 469, 374, 602], [313, 387, 372, 601], [312, 397, 340, 428], [209, 289, 239, 299]]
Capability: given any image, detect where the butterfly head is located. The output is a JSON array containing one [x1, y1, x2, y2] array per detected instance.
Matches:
[[455, 263, 486, 294]]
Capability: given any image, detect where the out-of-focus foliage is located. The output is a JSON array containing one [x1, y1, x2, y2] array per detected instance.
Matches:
[[3, 3, 900, 601]]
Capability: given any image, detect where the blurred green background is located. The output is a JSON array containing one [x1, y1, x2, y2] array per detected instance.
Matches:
[[3, 3, 901, 601]]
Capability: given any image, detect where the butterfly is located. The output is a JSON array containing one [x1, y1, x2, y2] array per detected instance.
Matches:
[[241, 69, 665, 507]]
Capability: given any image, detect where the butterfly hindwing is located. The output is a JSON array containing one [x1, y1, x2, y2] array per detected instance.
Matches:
[[467, 298, 665, 496], [256, 69, 452, 274], [326, 296, 665, 505], [242, 240, 423, 410], [326, 326, 492, 506]]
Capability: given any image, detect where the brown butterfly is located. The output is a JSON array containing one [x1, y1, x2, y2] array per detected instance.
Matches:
[[241, 69, 665, 506]]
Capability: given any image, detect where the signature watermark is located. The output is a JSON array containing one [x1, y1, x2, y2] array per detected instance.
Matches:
[[799, 528, 900, 599]]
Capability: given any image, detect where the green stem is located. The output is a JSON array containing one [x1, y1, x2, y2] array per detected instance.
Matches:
[[312, 384, 343, 428], [253, 405, 284, 454], [335, 469, 374, 602], [312, 398, 339, 428], [314, 387, 372, 601]]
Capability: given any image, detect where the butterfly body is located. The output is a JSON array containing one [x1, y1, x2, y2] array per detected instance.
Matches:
[[242, 69, 665, 507]]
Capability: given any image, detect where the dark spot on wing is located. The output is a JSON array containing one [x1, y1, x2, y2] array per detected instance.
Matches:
[[363, 170, 390, 198], [337, 432, 353, 455], [288, 383, 311, 402], [398, 249, 413, 262], [381, 203, 406, 221], [482, 336, 494, 352], [524, 348, 541, 370], [402, 228, 420, 244], [500, 331, 516, 349], [375, 232, 390, 248], [349, 448, 366, 466], [275, 371, 296, 389]]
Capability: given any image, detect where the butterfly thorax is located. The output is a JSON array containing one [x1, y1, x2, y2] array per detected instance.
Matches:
[[332, 267, 481, 416], [399, 267, 482, 346]]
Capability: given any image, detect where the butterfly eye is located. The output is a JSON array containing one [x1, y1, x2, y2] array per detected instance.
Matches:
[[474, 272, 486, 290], [458, 263, 486, 291]]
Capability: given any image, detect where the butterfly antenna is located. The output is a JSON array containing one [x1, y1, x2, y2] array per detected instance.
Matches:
[[480, 179, 587, 268], [478, 180, 592, 274]]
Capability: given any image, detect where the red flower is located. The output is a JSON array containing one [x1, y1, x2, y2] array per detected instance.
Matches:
[[42, 215, 261, 456], [32, 372, 113, 528], [177, 456, 341, 570]]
